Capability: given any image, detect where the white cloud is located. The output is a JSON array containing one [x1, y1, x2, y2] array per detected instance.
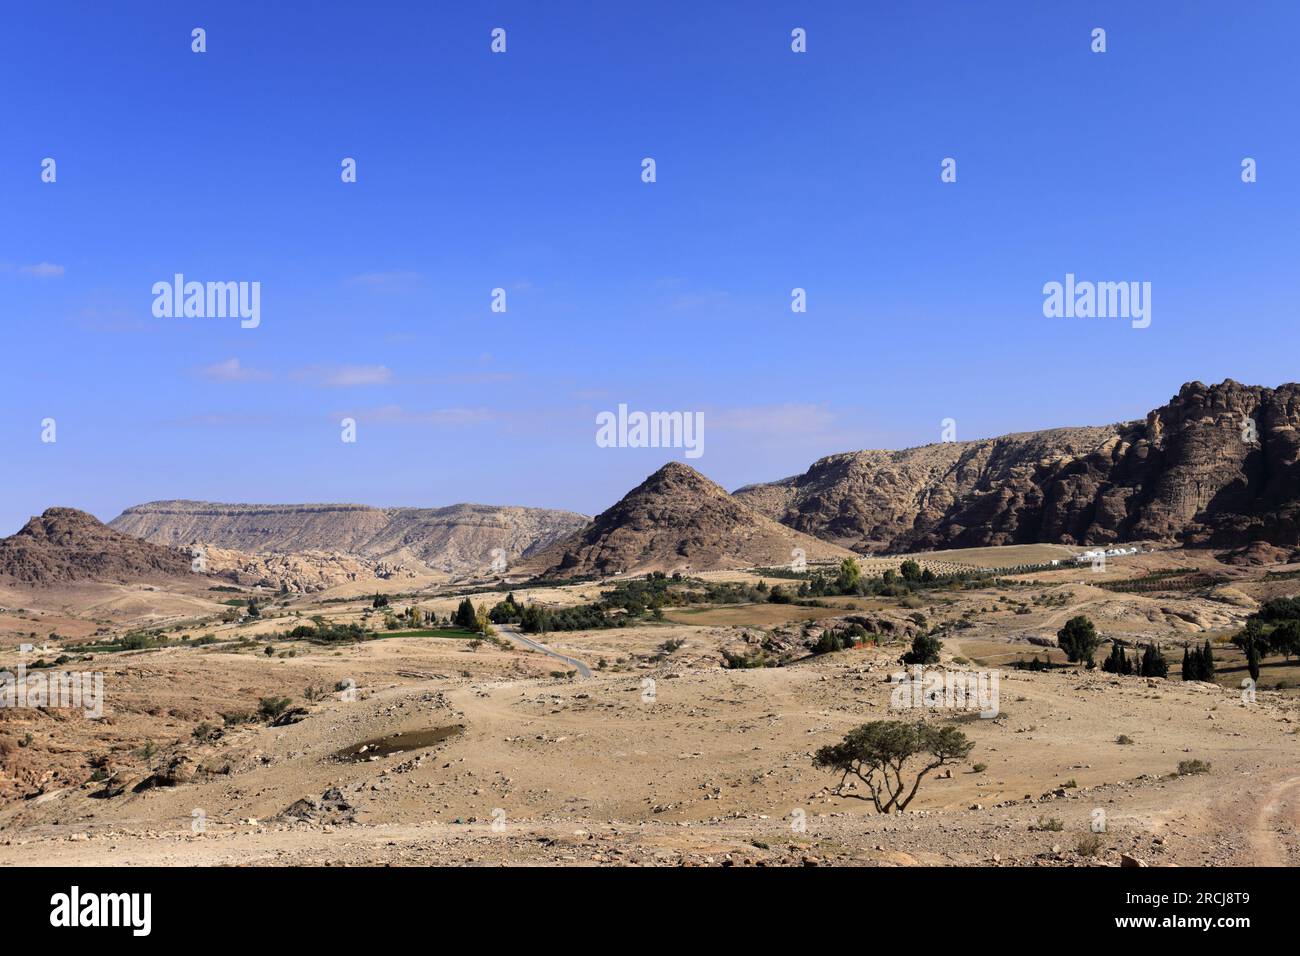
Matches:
[[21, 262, 65, 278], [198, 357, 270, 382], [294, 364, 394, 387], [346, 405, 497, 426]]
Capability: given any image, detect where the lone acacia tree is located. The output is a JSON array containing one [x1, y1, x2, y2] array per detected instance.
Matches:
[[813, 720, 973, 814]]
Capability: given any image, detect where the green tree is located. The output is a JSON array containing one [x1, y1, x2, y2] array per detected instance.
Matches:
[[813, 721, 973, 814], [454, 597, 478, 630], [1270, 619, 1300, 661], [1057, 616, 1101, 666], [835, 558, 862, 594], [1139, 642, 1167, 678], [899, 559, 922, 583], [902, 633, 942, 666]]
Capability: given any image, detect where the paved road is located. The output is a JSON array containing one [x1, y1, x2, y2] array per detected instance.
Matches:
[[496, 623, 592, 678]]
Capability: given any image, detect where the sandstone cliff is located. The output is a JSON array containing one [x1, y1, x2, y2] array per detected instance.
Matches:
[[109, 501, 588, 576], [735, 380, 1300, 551]]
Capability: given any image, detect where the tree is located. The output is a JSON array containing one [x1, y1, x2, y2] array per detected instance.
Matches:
[[1233, 620, 1266, 680], [1200, 639, 1216, 680], [899, 559, 922, 583], [1139, 642, 1168, 678], [1181, 644, 1193, 681], [1057, 616, 1101, 666], [813, 721, 973, 814], [372, 592, 388, 609], [835, 558, 862, 594], [454, 598, 478, 630], [1270, 619, 1300, 661], [246, 598, 260, 618], [520, 603, 548, 634], [1102, 642, 1129, 674], [1246, 640, 1261, 682], [902, 633, 942, 666], [490, 593, 524, 624]]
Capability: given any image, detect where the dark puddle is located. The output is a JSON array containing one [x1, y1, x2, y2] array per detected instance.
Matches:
[[334, 725, 463, 763]]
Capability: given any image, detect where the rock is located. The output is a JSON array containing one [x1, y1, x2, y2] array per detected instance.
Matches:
[[734, 380, 1300, 551], [1120, 854, 1148, 868]]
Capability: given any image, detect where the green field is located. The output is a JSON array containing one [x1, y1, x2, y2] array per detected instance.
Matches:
[[374, 628, 480, 640]]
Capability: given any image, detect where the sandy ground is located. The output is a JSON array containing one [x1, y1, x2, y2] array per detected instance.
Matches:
[[2, 549, 1298, 867]]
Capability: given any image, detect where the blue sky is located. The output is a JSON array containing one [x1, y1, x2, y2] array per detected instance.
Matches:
[[2, 1, 1298, 534]]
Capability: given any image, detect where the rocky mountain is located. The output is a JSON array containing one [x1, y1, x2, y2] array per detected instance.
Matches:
[[522, 462, 855, 576], [109, 501, 587, 576], [195, 546, 412, 593], [735, 380, 1300, 552], [0, 508, 196, 585]]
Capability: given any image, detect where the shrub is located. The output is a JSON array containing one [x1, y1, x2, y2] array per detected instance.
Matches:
[[1176, 759, 1211, 776], [1075, 833, 1104, 857], [257, 696, 292, 721], [901, 633, 942, 666]]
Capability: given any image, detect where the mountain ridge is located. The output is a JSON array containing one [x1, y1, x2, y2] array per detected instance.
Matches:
[[734, 379, 1300, 552]]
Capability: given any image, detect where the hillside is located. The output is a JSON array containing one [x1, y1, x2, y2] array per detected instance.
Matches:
[[522, 462, 855, 576], [0, 508, 196, 586], [109, 501, 588, 576], [735, 380, 1300, 552]]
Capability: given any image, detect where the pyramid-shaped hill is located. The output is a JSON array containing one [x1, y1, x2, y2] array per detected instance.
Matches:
[[522, 462, 856, 577], [0, 507, 195, 586]]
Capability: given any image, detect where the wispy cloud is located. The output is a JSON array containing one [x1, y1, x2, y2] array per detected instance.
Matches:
[[346, 270, 422, 288], [197, 357, 270, 382], [295, 364, 394, 387], [21, 262, 65, 278], [343, 404, 497, 427], [706, 403, 867, 453]]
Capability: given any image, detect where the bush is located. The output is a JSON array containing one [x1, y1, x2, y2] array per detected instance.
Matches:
[[1075, 833, 1104, 857], [257, 696, 292, 721], [1176, 759, 1211, 776], [901, 633, 942, 666]]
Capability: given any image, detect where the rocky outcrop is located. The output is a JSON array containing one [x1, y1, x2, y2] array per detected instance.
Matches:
[[735, 381, 1300, 552], [0, 508, 195, 585], [523, 462, 855, 576]]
